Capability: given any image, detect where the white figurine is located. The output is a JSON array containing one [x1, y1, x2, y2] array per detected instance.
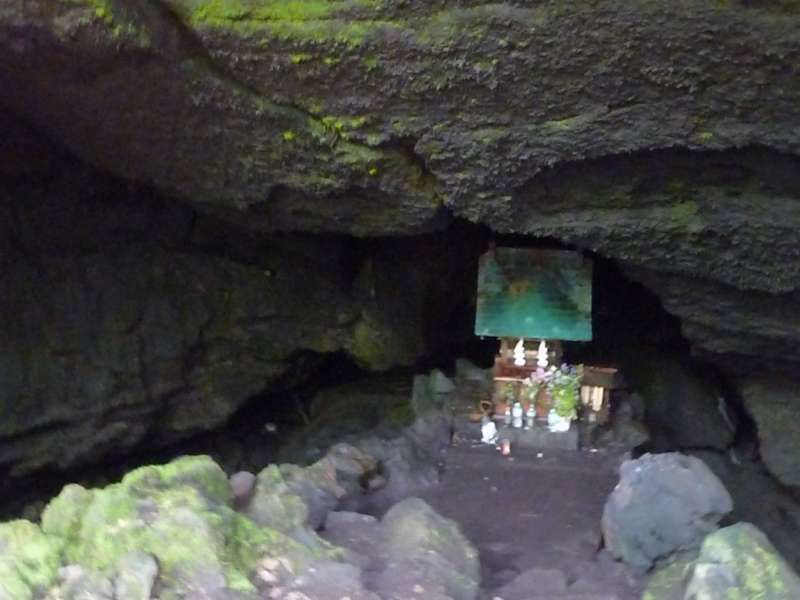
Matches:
[[537, 340, 549, 368], [481, 417, 499, 445], [513, 338, 526, 366]]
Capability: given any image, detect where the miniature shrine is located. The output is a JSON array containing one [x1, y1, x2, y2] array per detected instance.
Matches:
[[474, 247, 623, 449]]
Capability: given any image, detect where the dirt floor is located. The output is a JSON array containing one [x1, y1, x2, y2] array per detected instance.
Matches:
[[413, 442, 645, 600]]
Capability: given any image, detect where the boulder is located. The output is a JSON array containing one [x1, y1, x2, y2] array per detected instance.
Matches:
[[739, 377, 800, 488], [683, 523, 800, 600], [378, 498, 481, 600], [39, 455, 331, 598], [602, 453, 733, 571], [230, 471, 257, 509], [622, 352, 732, 451], [248, 443, 378, 531]]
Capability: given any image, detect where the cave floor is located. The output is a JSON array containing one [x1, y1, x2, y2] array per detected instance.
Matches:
[[413, 443, 645, 600]]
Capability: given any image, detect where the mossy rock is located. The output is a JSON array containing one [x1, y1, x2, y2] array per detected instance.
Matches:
[[643, 550, 697, 600], [38, 454, 326, 596], [684, 522, 800, 600], [0, 520, 63, 599]]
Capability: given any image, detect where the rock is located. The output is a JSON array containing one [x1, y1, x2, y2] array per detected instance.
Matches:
[[248, 443, 378, 531], [113, 552, 158, 600], [739, 377, 800, 488], [496, 567, 568, 598], [411, 373, 450, 418], [0, 158, 481, 479], [689, 449, 800, 574], [644, 551, 698, 600], [0, 233, 359, 477], [0, 520, 62, 599], [602, 453, 733, 572], [272, 561, 380, 600], [357, 430, 442, 502], [282, 375, 417, 465], [430, 369, 457, 395], [379, 498, 480, 600], [455, 359, 491, 383], [39, 455, 326, 598], [55, 566, 114, 600], [683, 523, 800, 600], [622, 352, 732, 451], [230, 471, 257, 509], [245, 465, 311, 533]]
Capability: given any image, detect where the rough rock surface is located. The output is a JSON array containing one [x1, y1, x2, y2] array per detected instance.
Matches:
[[3, 0, 800, 488], [644, 523, 800, 600], [684, 523, 800, 600], [689, 449, 800, 575], [602, 452, 733, 572], [324, 498, 481, 600], [2, 0, 800, 380], [622, 352, 732, 451], [0, 147, 481, 476], [738, 377, 800, 488], [0, 450, 479, 600]]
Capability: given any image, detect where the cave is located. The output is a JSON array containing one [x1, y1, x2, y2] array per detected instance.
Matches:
[[3, 2, 800, 598]]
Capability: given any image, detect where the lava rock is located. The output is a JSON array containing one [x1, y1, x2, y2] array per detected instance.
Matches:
[[684, 523, 800, 600], [739, 377, 800, 488], [271, 561, 380, 600], [602, 452, 733, 571], [113, 552, 158, 600], [622, 352, 732, 451], [229, 471, 257, 509], [495, 567, 568, 598], [248, 443, 378, 531], [56, 566, 113, 600], [379, 497, 480, 600], [0, 520, 62, 598]]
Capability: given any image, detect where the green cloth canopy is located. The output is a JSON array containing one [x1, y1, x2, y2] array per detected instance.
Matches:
[[474, 248, 593, 341]]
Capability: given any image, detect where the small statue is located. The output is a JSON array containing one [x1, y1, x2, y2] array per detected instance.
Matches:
[[537, 339, 549, 368], [513, 338, 526, 366], [481, 416, 499, 444]]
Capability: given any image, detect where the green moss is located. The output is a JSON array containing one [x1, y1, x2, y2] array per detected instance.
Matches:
[[347, 314, 395, 370], [0, 520, 63, 597], [668, 200, 704, 234], [183, 0, 393, 47], [41, 484, 94, 545], [282, 130, 296, 141], [363, 55, 379, 70], [290, 52, 313, 64], [386, 400, 415, 427]]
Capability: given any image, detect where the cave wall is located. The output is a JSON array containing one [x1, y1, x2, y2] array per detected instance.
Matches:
[[2, 1, 800, 487], [0, 123, 483, 477]]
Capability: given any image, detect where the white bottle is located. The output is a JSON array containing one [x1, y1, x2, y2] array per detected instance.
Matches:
[[504, 404, 513, 426], [525, 405, 536, 429], [512, 401, 524, 429]]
